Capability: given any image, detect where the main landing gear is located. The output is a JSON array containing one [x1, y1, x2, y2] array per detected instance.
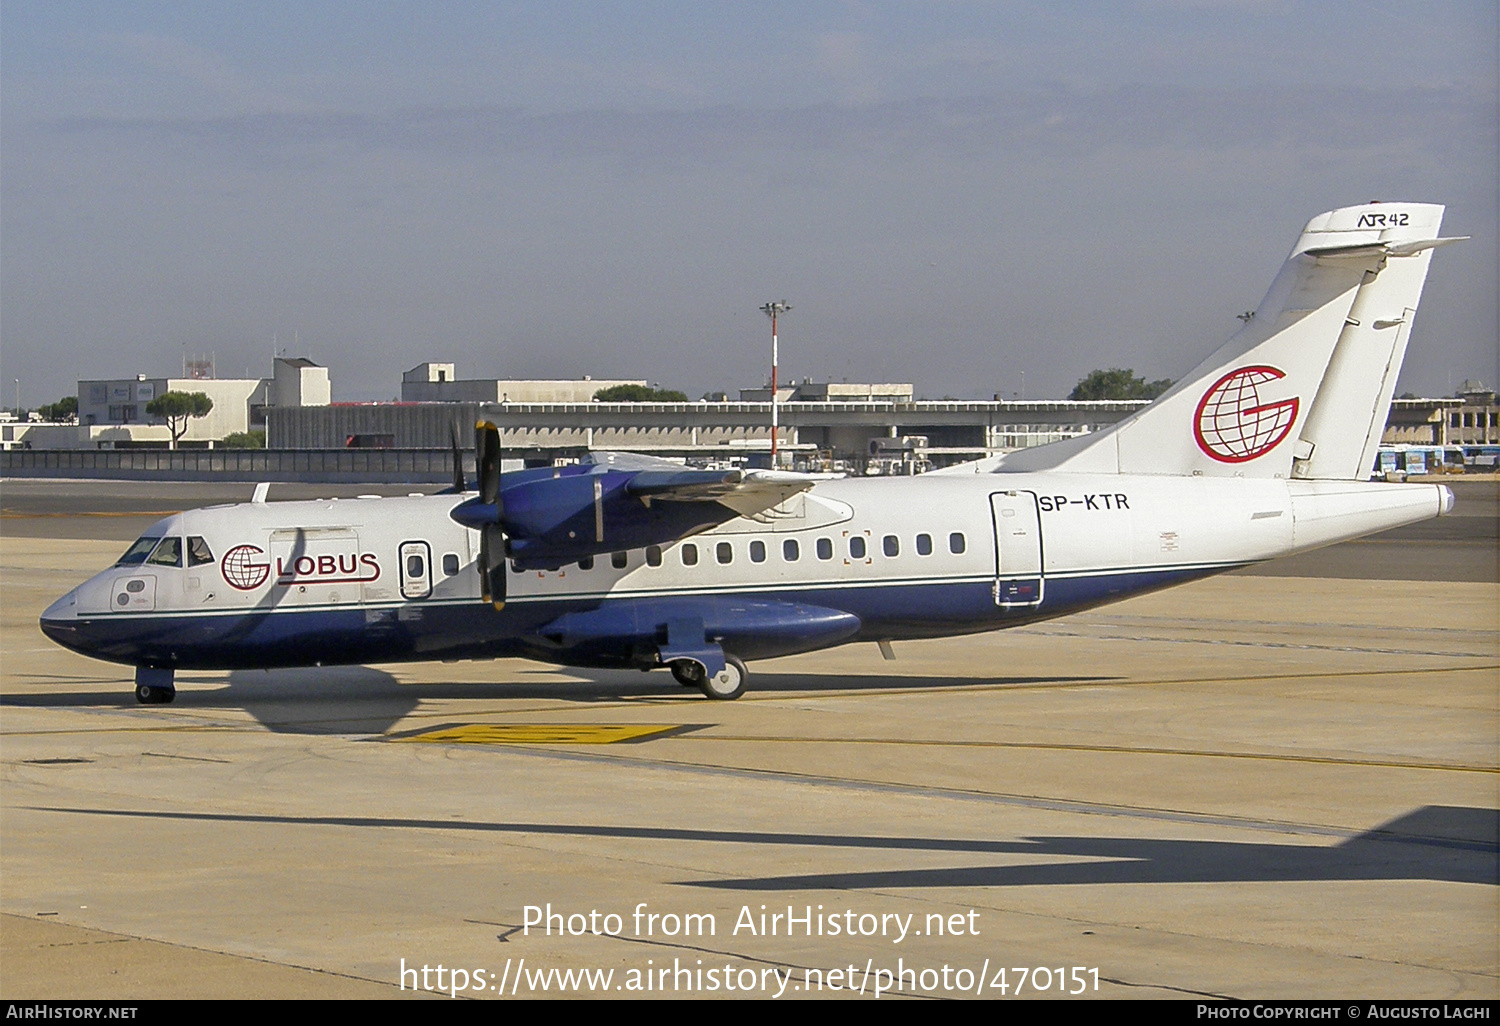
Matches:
[[134, 667, 176, 705], [669, 656, 748, 701]]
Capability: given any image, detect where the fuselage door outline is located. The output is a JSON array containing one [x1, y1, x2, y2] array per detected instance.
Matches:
[[399, 540, 433, 600], [108, 574, 158, 613], [989, 490, 1044, 608]]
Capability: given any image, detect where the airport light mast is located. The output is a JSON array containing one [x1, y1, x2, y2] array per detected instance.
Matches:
[[759, 301, 791, 466]]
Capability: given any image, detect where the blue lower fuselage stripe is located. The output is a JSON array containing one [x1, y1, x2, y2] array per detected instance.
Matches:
[[40, 564, 1236, 670]]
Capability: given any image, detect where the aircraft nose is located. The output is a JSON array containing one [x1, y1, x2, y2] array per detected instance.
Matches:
[[1438, 485, 1456, 515], [39, 589, 81, 646]]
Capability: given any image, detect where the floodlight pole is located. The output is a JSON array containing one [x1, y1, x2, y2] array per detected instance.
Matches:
[[760, 301, 790, 465]]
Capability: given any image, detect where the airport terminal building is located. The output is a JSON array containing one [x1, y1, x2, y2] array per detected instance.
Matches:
[[6, 358, 1496, 477], [269, 367, 1151, 471]]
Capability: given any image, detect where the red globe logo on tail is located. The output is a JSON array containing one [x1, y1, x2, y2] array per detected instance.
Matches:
[[1193, 366, 1300, 463], [221, 544, 271, 591]]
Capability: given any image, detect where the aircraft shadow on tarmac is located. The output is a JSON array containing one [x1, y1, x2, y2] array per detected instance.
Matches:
[[27, 805, 1497, 888], [2, 667, 1117, 735], [685, 804, 1499, 890]]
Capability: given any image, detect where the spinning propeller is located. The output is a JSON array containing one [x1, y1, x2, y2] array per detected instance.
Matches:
[[474, 420, 505, 610], [448, 422, 828, 605]]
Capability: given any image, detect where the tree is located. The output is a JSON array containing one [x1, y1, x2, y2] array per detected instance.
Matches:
[[146, 391, 213, 448], [36, 396, 78, 422], [1069, 368, 1173, 401], [219, 430, 265, 449], [592, 384, 690, 402]]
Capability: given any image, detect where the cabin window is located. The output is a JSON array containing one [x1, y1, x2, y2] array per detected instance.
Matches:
[[116, 536, 162, 566], [916, 533, 932, 556], [646, 545, 662, 567], [949, 532, 966, 554], [681, 544, 698, 566], [578, 555, 594, 570], [849, 536, 866, 559], [187, 536, 215, 566], [443, 553, 460, 575], [406, 553, 426, 578], [883, 535, 899, 557], [816, 538, 833, 560], [611, 551, 628, 569], [716, 541, 733, 564], [783, 539, 800, 561], [749, 540, 766, 563], [146, 537, 182, 568]]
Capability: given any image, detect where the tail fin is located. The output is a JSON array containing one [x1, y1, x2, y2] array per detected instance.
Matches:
[[997, 203, 1463, 479]]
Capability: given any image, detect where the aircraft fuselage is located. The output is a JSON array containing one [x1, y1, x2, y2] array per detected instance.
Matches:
[[39, 474, 1452, 678]]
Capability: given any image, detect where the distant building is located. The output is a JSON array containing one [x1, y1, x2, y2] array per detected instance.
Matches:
[[1383, 390, 1500, 446], [401, 363, 647, 404], [21, 357, 333, 449], [738, 380, 915, 403], [267, 395, 1149, 471], [268, 357, 331, 409], [78, 375, 263, 445]]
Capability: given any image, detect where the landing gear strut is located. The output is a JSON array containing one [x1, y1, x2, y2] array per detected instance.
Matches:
[[670, 661, 705, 687]]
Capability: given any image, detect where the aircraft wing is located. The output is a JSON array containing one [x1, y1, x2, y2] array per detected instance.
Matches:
[[452, 458, 841, 569], [627, 467, 836, 517], [587, 451, 835, 516]]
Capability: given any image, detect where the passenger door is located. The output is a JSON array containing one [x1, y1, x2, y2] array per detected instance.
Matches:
[[989, 491, 1043, 607], [399, 541, 432, 600]]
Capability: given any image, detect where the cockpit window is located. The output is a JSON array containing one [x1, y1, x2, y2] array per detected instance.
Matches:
[[116, 536, 163, 566], [187, 536, 215, 567], [146, 537, 183, 567]]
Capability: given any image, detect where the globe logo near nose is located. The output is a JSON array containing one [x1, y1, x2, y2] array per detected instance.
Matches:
[[221, 544, 271, 590], [1193, 365, 1300, 463]]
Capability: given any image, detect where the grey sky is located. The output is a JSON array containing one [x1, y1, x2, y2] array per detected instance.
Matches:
[[2, 2, 1495, 406]]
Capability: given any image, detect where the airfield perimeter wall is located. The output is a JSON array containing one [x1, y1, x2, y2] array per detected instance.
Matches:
[[0, 448, 466, 484]]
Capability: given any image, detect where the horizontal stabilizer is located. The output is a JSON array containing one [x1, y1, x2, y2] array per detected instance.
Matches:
[[1302, 236, 1468, 259]]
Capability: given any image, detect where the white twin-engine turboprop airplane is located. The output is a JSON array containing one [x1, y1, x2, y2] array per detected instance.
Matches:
[[41, 203, 1465, 704]]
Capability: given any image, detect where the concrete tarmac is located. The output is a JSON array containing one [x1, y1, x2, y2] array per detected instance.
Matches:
[[2, 479, 1496, 999]]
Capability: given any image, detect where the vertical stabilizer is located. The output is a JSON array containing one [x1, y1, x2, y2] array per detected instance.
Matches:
[[994, 203, 1459, 479]]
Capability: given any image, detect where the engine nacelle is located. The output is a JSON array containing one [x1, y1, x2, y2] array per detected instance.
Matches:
[[449, 466, 737, 570]]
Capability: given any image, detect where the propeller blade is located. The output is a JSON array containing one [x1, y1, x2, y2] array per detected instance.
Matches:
[[473, 421, 505, 609], [476, 420, 502, 507], [449, 421, 466, 492], [478, 525, 506, 610], [478, 525, 492, 604]]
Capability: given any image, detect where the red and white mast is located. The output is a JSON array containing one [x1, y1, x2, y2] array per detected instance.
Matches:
[[759, 300, 791, 466]]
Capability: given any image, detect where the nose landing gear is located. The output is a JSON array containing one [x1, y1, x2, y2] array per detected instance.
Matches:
[[134, 667, 176, 705]]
